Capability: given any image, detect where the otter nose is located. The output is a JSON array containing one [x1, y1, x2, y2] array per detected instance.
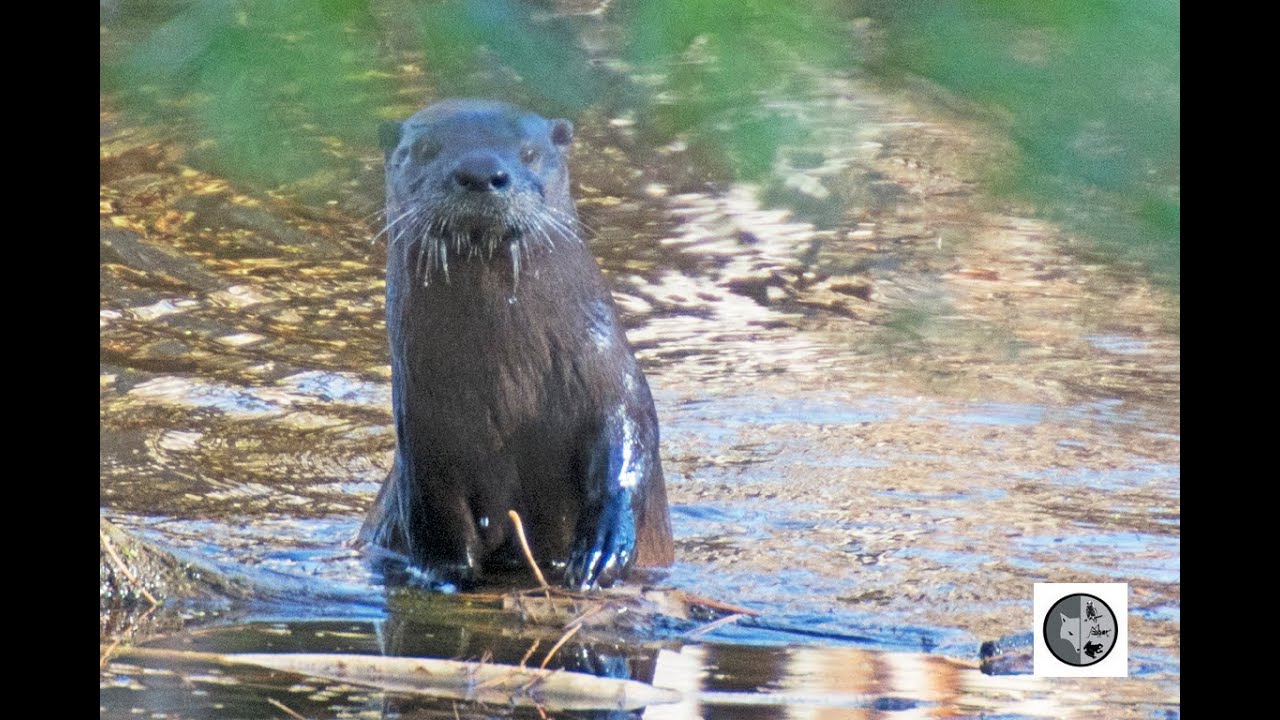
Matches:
[[451, 154, 511, 193]]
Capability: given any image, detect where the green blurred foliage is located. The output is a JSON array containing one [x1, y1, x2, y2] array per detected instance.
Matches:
[[105, 0, 394, 185], [624, 0, 857, 180], [411, 0, 601, 114], [862, 0, 1180, 288], [102, 0, 1178, 288]]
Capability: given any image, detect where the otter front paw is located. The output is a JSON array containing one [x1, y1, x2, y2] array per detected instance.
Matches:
[[563, 491, 637, 590]]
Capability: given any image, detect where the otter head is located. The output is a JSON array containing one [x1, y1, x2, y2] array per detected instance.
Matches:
[[380, 99, 577, 284]]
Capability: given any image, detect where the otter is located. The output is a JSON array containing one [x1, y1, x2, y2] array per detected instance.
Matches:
[[359, 99, 674, 590]]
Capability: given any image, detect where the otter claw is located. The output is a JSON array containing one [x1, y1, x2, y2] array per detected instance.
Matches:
[[565, 509, 635, 590], [565, 549, 604, 590], [566, 547, 626, 590]]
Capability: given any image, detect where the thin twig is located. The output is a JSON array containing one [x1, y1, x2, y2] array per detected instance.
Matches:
[[101, 601, 160, 670], [100, 530, 160, 607], [520, 595, 543, 626], [266, 697, 307, 720], [679, 591, 759, 616], [564, 602, 609, 628], [100, 638, 122, 671], [539, 622, 583, 670], [507, 510, 550, 592], [518, 639, 542, 670], [685, 613, 747, 640]]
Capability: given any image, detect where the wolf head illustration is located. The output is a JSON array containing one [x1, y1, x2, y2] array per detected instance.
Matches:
[[1058, 613, 1081, 653]]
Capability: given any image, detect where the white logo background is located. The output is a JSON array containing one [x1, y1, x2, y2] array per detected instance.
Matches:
[[1033, 582, 1128, 677]]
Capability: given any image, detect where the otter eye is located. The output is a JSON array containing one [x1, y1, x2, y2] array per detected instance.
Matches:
[[550, 119, 573, 146], [520, 145, 541, 165], [414, 138, 442, 163]]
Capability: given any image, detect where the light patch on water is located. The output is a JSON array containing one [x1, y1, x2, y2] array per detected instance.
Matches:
[[352, 468, 392, 493], [278, 370, 389, 407], [1087, 334, 1152, 355], [128, 298, 197, 321], [664, 391, 890, 430], [783, 171, 831, 199], [157, 429, 202, 452], [662, 559, 966, 652], [215, 332, 265, 347], [612, 291, 653, 315], [607, 182, 898, 384], [629, 269, 789, 326], [129, 377, 285, 416], [1060, 398, 1152, 428], [625, 285, 842, 385], [1015, 531, 1180, 584], [949, 402, 1044, 427], [663, 185, 817, 256], [209, 284, 276, 308], [1133, 603, 1180, 623], [204, 482, 279, 502], [896, 545, 993, 574], [276, 411, 349, 430], [115, 514, 383, 614], [1022, 464, 1180, 494], [875, 487, 1007, 505], [671, 502, 779, 543], [126, 375, 378, 423]]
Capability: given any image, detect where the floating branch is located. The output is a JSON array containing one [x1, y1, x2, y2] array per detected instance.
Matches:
[[101, 646, 681, 712]]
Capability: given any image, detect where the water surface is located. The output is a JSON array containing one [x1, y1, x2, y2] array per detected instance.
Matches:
[[101, 3, 1179, 718]]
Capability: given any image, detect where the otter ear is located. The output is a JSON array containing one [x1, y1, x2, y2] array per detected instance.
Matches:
[[378, 121, 403, 159], [550, 119, 573, 147]]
